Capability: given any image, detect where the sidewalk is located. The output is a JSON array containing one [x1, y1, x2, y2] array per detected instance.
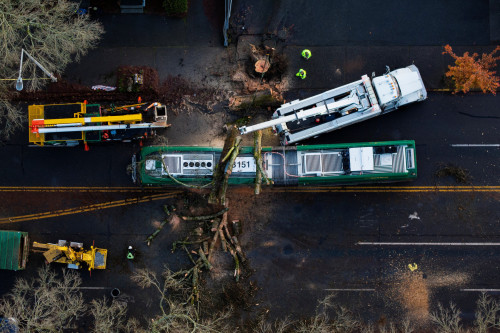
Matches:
[[231, 0, 492, 46], [64, 46, 234, 91], [65, 0, 228, 88], [230, 0, 499, 93], [64, 0, 500, 95]]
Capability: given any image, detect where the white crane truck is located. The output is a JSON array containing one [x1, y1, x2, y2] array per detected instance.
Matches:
[[239, 65, 427, 145]]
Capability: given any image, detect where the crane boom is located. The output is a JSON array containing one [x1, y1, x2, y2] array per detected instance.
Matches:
[[239, 93, 359, 135], [238, 65, 427, 145]]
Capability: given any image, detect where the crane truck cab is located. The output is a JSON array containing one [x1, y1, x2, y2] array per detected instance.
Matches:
[[372, 65, 427, 112]]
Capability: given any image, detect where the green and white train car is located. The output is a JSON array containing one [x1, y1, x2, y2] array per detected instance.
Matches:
[[132, 140, 417, 186]]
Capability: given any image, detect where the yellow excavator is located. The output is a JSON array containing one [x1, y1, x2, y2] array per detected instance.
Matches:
[[32, 240, 107, 271]]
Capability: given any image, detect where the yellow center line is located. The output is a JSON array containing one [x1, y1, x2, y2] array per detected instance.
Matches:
[[0, 186, 173, 193], [269, 186, 500, 193], [0, 185, 499, 193], [0, 192, 182, 224], [271, 189, 500, 193], [0, 185, 498, 224]]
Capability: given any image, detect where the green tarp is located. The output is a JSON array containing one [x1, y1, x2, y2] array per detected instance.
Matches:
[[0, 230, 28, 271]]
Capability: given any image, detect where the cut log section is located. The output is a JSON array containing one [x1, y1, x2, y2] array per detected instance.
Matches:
[[255, 59, 271, 73]]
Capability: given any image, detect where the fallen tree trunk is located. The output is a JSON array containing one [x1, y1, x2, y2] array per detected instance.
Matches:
[[172, 237, 211, 252], [172, 198, 245, 289], [228, 245, 240, 282], [208, 201, 228, 261], [209, 126, 239, 204], [220, 136, 241, 205], [253, 130, 263, 194], [145, 205, 175, 246], [198, 248, 212, 270], [258, 161, 272, 185], [180, 207, 229, 221], [231, 236, 246, 262], [228, 89, 282, 111]]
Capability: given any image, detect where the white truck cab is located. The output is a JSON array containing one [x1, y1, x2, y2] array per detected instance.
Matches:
[[373, 65, 427, 112]]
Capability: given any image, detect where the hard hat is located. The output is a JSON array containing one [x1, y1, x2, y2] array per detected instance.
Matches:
[[128, 246, 133, 250]]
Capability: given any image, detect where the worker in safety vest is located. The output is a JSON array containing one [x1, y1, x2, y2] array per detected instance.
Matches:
[[301, 49, 311, 60], [296, 69, 307, 79], [408, 263, 418, 271], [127, 246, 135, 260]]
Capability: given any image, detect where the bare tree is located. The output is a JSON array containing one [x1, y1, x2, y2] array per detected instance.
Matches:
[[430, 302, 466, 333], [0, 93, 23, 140], [252, 315, 292, 333], [474, 292, 500, 333], [0, 266, 86, 332], [296, 293, 360, 333], [0, 0, 104, 138], [90, 297, 144, 333], [131, 267, 233, 332]]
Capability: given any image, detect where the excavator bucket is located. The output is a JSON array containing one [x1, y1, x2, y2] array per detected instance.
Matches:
[[90, 247, 107, 270]]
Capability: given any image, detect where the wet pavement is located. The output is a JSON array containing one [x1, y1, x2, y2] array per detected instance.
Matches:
[[1, 0, 500, 329], [0, 187, 499, 324]]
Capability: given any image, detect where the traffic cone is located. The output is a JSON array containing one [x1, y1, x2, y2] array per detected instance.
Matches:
[[139, 140, 143, 147], [138, 96, 142, 103], [84, 142, 89, 151]]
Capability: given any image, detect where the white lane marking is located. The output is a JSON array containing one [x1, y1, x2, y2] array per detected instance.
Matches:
[[461, 289, 500, 292], [451, 144, 500, 147], [324, 288, 375, 291], [358, 242, 500, 246]]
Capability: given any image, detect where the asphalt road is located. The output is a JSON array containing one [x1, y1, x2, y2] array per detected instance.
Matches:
[[240, 189, 500, 321], [0, 90, 499, 325], [1, 1, 499, 326], [2, 93, 498, 187], [0, 187, 498, 324]]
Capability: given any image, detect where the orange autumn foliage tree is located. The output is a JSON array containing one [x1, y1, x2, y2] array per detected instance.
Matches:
[[443, 44, 500, 95]]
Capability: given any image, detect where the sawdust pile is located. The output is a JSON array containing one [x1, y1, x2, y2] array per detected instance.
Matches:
[[389, 270, 470, 325], [168, 214, 182, 231], [394, 272, 430, 323], [426, 272, 469, 287], [232, 69, 288, 96]]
